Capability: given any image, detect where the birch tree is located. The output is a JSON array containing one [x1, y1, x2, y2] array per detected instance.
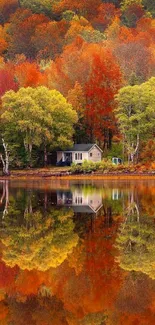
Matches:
[[115, 77, 155, 163], [0, 138, 10, 175]]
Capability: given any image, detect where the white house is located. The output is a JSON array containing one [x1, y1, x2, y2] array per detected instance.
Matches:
[[57, 144, 102, 166]]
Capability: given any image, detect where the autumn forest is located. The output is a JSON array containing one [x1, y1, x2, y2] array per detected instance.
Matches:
[[0, 0, 155, 171]]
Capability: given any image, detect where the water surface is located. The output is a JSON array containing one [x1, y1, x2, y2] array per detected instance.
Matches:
[[0, 179, 155, 325]]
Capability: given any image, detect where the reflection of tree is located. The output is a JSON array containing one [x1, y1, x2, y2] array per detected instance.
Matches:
[[116, 196, 155, 279], [1, 181, 155, 324], [79, 312, 107, 325], [54, 215, 123, 323], [0, 301, 9, 325], [1, 208, 79, 271], [112, 270, 155, 325], [0, 180, 9, 219], [0, 295, 69, 325]]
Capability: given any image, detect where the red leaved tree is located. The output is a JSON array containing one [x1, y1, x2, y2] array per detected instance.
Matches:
[[85, 49, 122, 149], [15, 61, 46, 87], [0, 66, 18, 99]]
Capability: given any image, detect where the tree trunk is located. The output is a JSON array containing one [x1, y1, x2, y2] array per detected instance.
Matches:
[[44, 145, 48, 167], [122, 134, 125, 163], [103, 128, 107, 150], [130, 134, 140, 164], [0, 154, 5, 174], [108, 129, 112, 149], [0, 139, 10, 175], [28, 143, 33, 167], [130, 151, 134, 164]]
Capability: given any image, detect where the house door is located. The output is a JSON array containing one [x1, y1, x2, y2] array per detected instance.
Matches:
[[64, 153, 72, 163]]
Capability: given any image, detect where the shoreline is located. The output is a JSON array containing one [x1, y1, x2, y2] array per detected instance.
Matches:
[[0, 173, 155, 180]]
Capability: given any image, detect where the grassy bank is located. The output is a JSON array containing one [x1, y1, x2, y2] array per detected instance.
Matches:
[[0, 162, 155, 180]]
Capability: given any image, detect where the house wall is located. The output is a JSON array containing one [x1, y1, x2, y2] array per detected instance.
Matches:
[[88, 146, 102, 162], [72, 152, 88, 164]]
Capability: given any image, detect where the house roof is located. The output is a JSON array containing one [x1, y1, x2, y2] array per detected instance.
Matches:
[[59, 144, 102, 152]]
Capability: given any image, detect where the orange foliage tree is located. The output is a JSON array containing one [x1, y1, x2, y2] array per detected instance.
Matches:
[[8, 8, 49, 58], [53, 0, 102, 21], [0, 24, 9, 56], [85, 48, 122, 148], [114, 41, 153, 83], [92, 3, 121, 32], [67, 81, 88, 143], [0, 65, 18, 98], [45, 38, 122, 146], [45, 37, 92, 96], [15, 61, 46, 87], [32, 19, 69, 60], [0, 0, 18, 24]]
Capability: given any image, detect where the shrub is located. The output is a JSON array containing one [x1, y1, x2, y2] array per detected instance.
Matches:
[[71, 159, 115, 174]]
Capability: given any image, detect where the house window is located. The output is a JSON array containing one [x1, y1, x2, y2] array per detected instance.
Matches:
[[79, 153, 82, 160], [78, 153, 82, 160], [90, 153, 93, 157], [75, 153, 82, 160]]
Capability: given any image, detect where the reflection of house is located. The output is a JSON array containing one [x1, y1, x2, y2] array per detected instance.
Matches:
[[57, 189, 103, 214], [57, 144, 102, 166]]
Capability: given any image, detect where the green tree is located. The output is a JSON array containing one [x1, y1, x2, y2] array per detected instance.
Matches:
[[1, 86, 78, 166], [120, 0, 147, 27], [80, 29, 106, 43], [62, 10, 75, 21], [19, 0, 53, 17], [121, 0, 143, 11], [115, 78, 155, 163], [143, 0, 155, 17], [121, 0, 155, 16]]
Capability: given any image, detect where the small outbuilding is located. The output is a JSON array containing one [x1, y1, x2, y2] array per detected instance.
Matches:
[[112, 157, 122, 165], [57, 143, 102, 166]]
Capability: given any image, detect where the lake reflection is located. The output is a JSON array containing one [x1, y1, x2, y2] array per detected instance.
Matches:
[[0, 179, 155, 325]]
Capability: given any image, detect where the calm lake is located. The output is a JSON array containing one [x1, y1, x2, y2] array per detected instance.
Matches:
[[0, 179, 155, 325]]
